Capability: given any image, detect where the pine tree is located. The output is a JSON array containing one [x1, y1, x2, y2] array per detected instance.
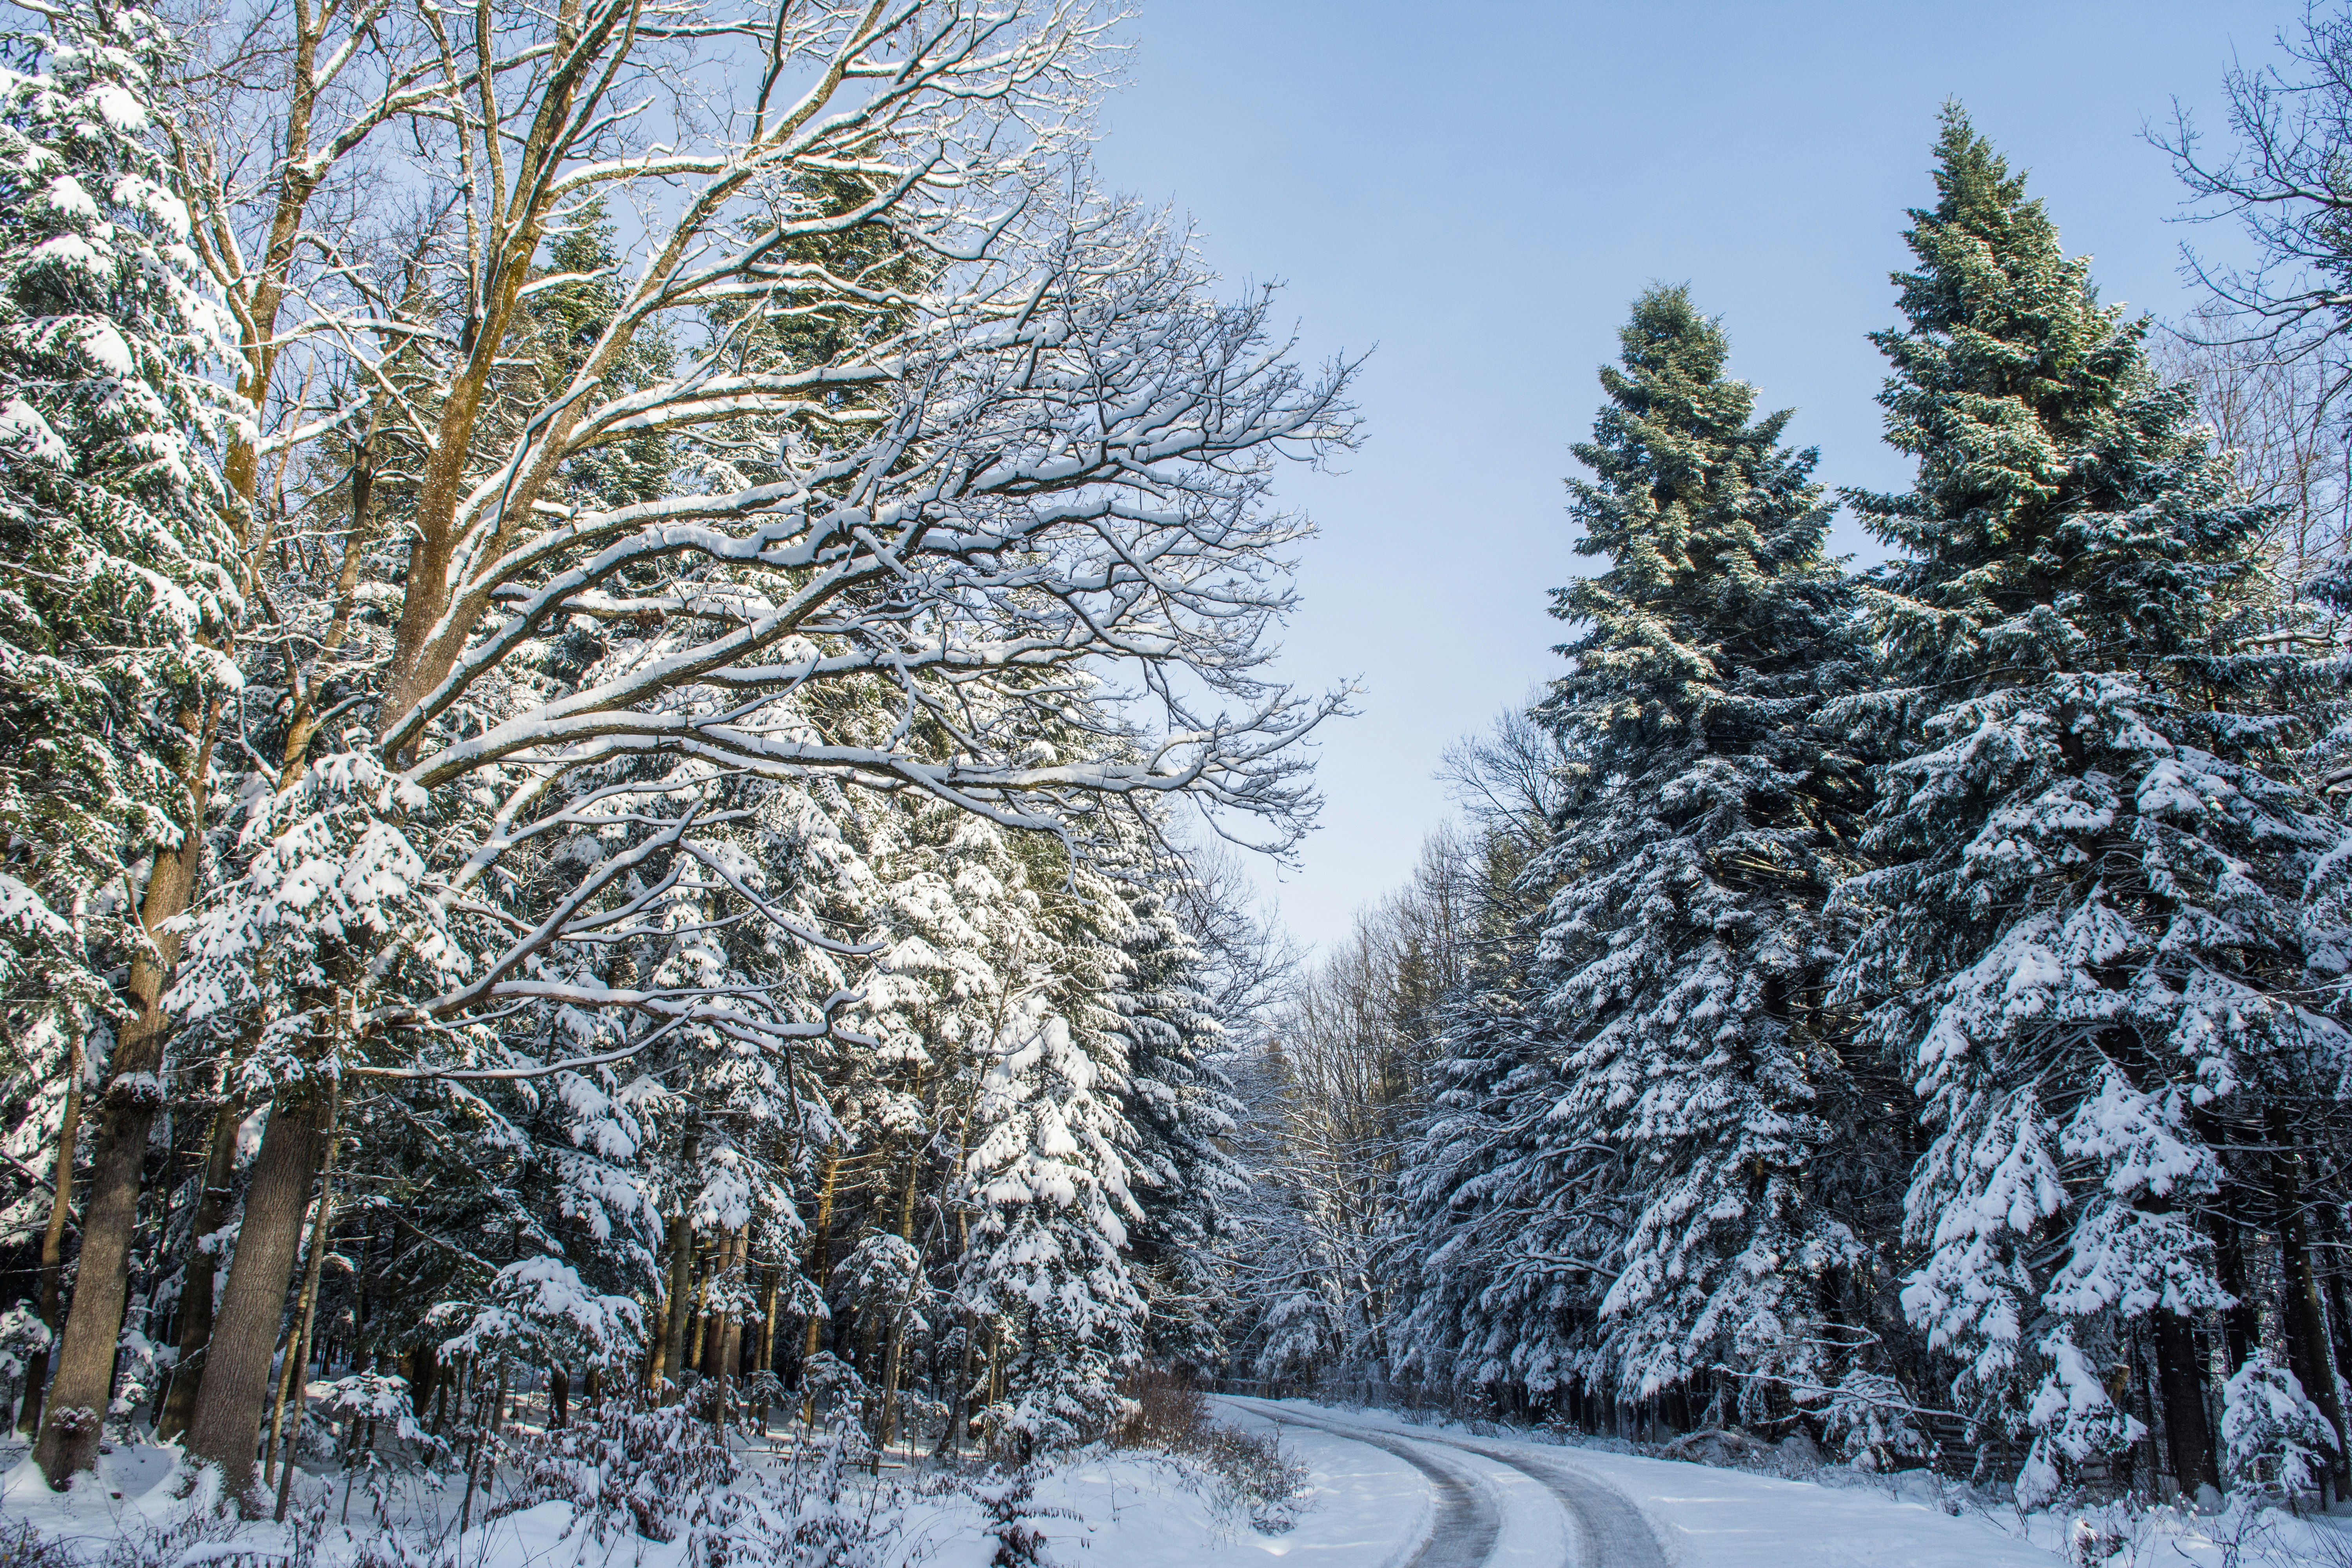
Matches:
[[1388, 971, 1581, 1404], [1831, 107, 2339, 1503], [1525, 285, 1867, 1418], [0, 1, 238, 1030], [1109, 874, 1247, 1368]]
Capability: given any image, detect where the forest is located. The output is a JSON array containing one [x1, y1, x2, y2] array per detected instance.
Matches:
[[11, 0, 2352, 1562]]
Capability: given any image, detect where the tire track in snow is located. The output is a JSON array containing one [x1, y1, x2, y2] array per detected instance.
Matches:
[[1222, 1397, 1501, 1568], [1221, 1397, 1666, 1568], [1438, 1435, 1667, 1568]]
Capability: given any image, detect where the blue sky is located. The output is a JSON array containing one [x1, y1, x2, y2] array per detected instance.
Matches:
[[1088, 0, 2289, 951]]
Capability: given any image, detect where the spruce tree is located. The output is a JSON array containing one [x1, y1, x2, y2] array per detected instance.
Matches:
[[0, 2, 238, 1030], [1525, 285, 1867, 1419], [1111, 875, 1248, 1368], [1832, 107, 2337, 1503]]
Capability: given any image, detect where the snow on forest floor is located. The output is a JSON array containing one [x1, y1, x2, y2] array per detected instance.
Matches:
[[1230, 1397, 2352, 1568], [958, 1421, 1436, 1568], [6, 1404, 2352, 1568], [0, 1415, 1419, 1568]]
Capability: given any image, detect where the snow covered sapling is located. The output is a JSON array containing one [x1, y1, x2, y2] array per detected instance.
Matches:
[[2222, 1352, 2337, 1501], [1815, 1370, 1934, 1473], [962, 998, 1147, 1451]]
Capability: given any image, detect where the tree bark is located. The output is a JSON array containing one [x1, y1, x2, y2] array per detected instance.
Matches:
[[659, 1198, 695, 1396], [878, 1147, 923, 1450], [688, 1248, 713, 1375], [157, 1102, 240, 1441], [799, 1151, 838, 1424], [2153, 1309, 2219, 1500], [182, 1089, 326, 1501], [407, 1341, 439, 1430], [269, 1077, 339, 1521], [642, 1287, 666, 1392], [2211, 1199, 2259, 1376], [756, 1265, 780, 1376], [2272, 1120, 2351, 1497], [19, 1043, 83, 1441], [712, 1228, 746, 1425], [33, 741, 211, 1485]]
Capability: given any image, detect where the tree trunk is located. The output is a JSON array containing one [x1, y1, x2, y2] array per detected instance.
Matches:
[[408, 1341, 439, 1430], [182, 1089, 326, 1500], [19, 1044, 83, 1442], [2211, 1199, 2259, 1376], [712, 1228, 746, 1416], [800, 1151, 839, 1423], [550, 1365, 569, 1429], [757, 1265, 779, 1376], [642, 1287, 666, 1392], [689, 1248, 713, 1376], [269, 1078, 339, 1521], [2273, 1121, 2351, 1497], [2153, 1308, 2220, 1500], [157, 1102, 241, 1441], [32, 775, 210, 1486], [660, 1207, 695, 1396], [878, 1148, 923, 1450]]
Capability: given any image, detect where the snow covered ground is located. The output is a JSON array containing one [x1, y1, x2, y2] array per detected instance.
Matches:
[[1206, 1398, 2352, 1568], [6, 1406, 2352, 1568]]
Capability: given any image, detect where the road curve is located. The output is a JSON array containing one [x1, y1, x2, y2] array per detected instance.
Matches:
[[1439, 1432, 1668, 1568], [1219, 1396, 1668, 1568], [1220, 1397, 1500, 1568]]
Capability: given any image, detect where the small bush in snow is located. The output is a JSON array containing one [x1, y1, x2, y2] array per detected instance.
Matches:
[[973, 1468, 1075, 1568], [0, 1520, 74, 1568], [2221, 1351, 2337, 1499], [1815, 1370, 1934, 1473], [496, 1387, 736, 1540], [1113, 1368, 1307, 1532]]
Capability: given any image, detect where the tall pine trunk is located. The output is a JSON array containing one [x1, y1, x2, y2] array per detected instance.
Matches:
[[33, 737, 212, 1486], [713, 1228, 746, 1423], [2208, 1156, 2260, 1376], [2271, 1117, 2350, 1497], [660, 1203, 695, 1396], [2152, 1309, 2219, 1500], [800, 1151, 838, 1423], [182, 1089, 326, 1501], [157, 1103, 240, 1441], [18, 1043, 82, 1441]]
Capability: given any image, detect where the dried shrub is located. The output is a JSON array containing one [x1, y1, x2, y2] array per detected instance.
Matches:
[[1114, 1368, 1307, 1534], [0, 1521, 74, 1568], [495, 1387, 736, 1541], [1115, 1366, 1215, 1450]]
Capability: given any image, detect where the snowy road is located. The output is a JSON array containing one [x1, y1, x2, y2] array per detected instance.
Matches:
[[1216, 1396, 1666, 1568]]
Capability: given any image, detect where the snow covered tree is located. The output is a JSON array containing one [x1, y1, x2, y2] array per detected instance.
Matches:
[[0, 0, 242, 1483], [1831, 107, 2342, 1502], [962, 993, 1145, 1451], [1383, 717, 1581, 1412], [1107, 870, 1247, 1368], [0, 0, 238, 1017], [1501, 286, 1868, 1419]]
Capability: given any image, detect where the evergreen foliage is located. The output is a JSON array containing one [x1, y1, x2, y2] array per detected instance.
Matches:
[[16, 0, 2352, 1521], [1524, 285, 1867, 1410], [0, 2, 238, 1027], [1829, 107, 2339, 1495]]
